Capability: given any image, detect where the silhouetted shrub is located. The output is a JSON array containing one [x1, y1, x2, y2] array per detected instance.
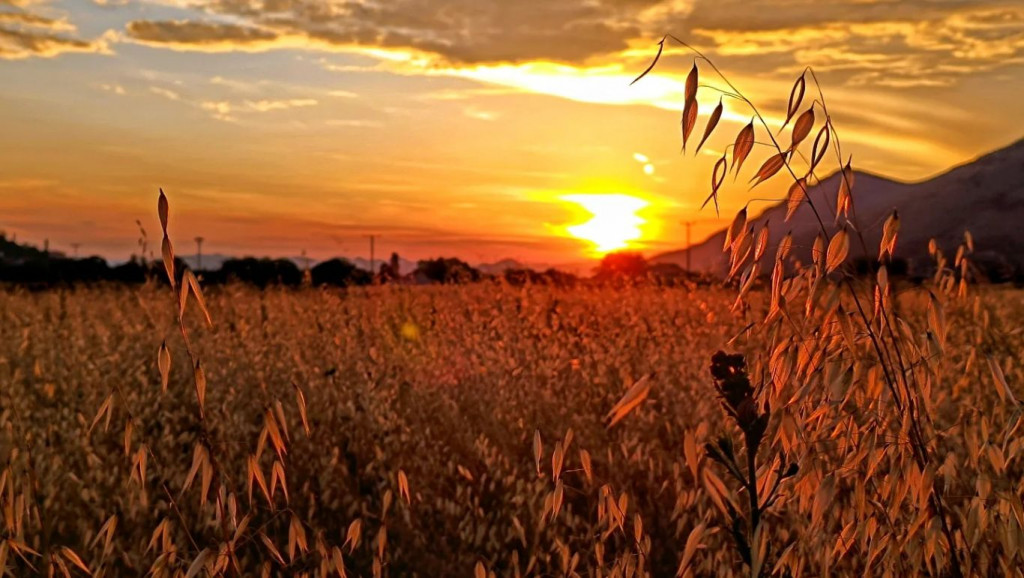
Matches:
[[378, 252, 403, 283], [414, 257, 481, 284], [0, 256, 113, 285], [593, 251, 648, 281], [311, 258, 372, 287], [501, 268, 579, 287], [217, 258, 303, 287], [111, 259, 150, 284]]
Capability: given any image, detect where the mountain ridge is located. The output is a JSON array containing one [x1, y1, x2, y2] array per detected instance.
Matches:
[[653, 137, 1024, 277]]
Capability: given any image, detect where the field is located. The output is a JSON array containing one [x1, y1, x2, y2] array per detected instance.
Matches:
[[2, 280, 1023, 577]]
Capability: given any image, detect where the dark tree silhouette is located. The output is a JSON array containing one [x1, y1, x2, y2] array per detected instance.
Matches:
[[378, 252, 402, 283], [215, 258, 303, 287], [414, 257, 481, 284], [311, 258, 372, 287], [594, 251, 648, 280], [501, 268, 579, 287]]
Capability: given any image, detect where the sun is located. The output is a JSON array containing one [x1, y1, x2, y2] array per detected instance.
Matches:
[[563, 194, 649, 255]]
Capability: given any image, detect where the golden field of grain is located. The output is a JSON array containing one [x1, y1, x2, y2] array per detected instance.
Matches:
[[2, 43, 1021, 578], [1, 278, 1022, 577]]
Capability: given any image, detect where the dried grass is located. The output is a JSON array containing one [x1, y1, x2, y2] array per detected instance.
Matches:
[[0, 42, 1021, 578]]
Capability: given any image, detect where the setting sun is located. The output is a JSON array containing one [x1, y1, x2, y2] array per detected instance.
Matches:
[[563, 194, 648, 255]]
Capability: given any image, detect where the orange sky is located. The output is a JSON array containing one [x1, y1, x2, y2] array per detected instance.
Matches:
[[1, 0, 1022, 265]]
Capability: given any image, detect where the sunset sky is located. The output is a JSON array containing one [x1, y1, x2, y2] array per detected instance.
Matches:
[[2, 0, 1023, 265]]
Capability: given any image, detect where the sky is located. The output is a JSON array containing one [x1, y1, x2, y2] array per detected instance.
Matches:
[[1, 0, 1022, 265]]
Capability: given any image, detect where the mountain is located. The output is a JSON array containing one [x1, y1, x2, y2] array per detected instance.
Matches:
[[653, 138, 1024, 277], [476, 258, 530, 275]]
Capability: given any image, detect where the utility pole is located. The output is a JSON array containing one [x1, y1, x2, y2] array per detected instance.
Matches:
[[194, 237, 205, 270], [71, 243, 80, 258], [680, 219, 723, 271]]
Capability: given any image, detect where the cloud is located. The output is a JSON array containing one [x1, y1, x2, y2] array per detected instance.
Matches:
[[119, 0, 695, 63], [463, 107, 497, 121], [199, 100, 234, 121], [243, 98, 317, 112], [125, 19, 279, 50], [0, 0, 47, 6], [0, 10, 74, 31], [0, 5, 109, 59], [97, 82, 126, 95], [111, 1, 994, 173], [200, 97, 318, 121], [111, 0, 1024, 101], [149, 85, 181, 100], [103, 0, 1024, 122], [325, 118, 384, 128], [327, 89, 358, 98], [139, 72, 323, 121], [690, 3, 1024, 87]]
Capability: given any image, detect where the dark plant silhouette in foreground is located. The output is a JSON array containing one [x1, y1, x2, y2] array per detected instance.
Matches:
[[705, 351, 797, 576]]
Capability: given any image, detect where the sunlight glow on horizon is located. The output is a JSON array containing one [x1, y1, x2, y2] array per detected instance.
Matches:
[[563, 194, 649, 255]]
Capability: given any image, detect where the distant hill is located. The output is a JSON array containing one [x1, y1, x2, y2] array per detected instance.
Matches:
[[477, 258, 529, 275], [533, 260, 595, 276], [653, 138, 1024, 278], [475, 258, 596, 276]]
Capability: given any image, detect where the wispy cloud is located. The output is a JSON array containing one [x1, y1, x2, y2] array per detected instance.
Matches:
[[325, 118, 383, 128], [463, 107, 498, 121], [149, 85, 181, 100], [0, 10, 75, 32], [0, 4, 110, 59], [146, 80, 320, 121], [97, 82, 126, 95], [200, 98, 318, 121]]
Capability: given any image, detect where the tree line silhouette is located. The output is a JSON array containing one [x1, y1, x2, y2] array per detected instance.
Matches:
[[0, 233, 757, 289], [7, 233, 971, 290], [2, 234, 589, 288]]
